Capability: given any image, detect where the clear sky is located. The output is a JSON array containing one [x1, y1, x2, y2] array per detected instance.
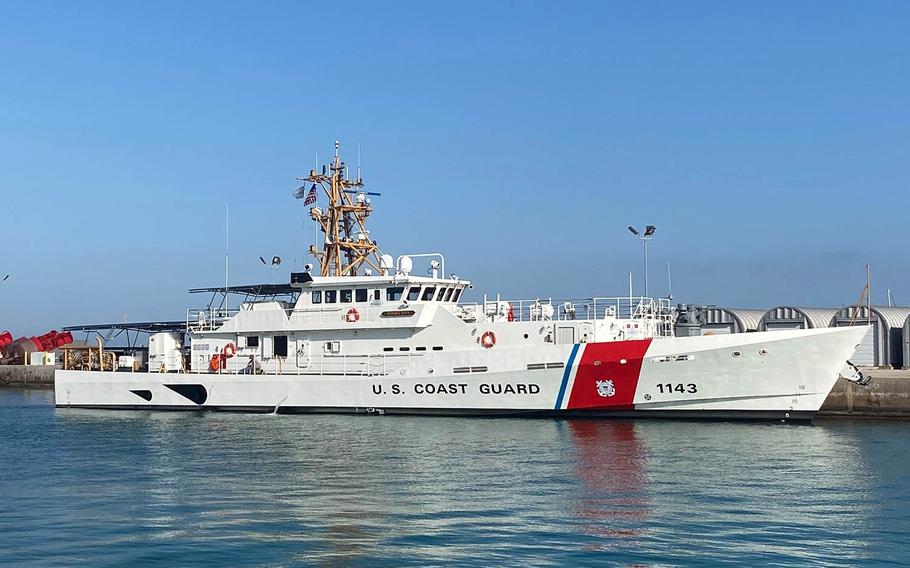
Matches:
[[1, 1, 908, 334]]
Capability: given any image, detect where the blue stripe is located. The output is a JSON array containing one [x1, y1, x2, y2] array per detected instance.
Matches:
[[554, 344, 580, 410]]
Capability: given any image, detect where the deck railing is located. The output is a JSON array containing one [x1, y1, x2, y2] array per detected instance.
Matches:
[[187, 296, 676, 335], [468, 295, 673, 321], [193, 351, 419, 377]]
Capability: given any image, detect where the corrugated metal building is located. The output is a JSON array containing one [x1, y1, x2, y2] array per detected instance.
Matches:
[[758, 307, 837, 331], [831, 306, 910, 368], [700, 308, 765, 335], [903, 314, 910, 369]]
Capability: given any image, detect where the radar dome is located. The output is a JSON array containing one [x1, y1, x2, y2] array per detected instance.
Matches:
[[397, 255, 413, 275]]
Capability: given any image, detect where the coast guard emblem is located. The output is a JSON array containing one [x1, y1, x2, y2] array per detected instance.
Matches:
[[596, 379, 616, 398]]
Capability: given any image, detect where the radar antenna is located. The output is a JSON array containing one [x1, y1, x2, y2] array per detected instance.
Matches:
[[295, 141, 383, 277]]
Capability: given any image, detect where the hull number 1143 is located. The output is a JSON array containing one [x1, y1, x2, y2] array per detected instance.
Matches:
[[656, 383, 698, 394]]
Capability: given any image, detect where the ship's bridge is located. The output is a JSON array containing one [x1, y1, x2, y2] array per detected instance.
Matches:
[[292, 274, 472, 309]]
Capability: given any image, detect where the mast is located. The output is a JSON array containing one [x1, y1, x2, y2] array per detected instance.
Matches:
[[298, 141, 383, 277]]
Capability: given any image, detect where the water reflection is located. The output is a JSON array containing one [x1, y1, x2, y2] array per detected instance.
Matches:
[[0, 391, 903, 566], [567, 421, 650, 544]]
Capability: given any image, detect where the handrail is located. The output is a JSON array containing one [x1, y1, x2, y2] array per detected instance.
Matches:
[[194, 351, 421, 376]]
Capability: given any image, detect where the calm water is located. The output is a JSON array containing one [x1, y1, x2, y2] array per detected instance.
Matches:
[[0, 389, 907, 567]]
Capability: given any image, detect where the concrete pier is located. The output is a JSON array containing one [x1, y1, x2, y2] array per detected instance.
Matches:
[[819, 370, 910, 417], [0, 365, 55, 388]]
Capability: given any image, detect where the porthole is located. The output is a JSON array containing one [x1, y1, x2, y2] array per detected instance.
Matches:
[[732, 351, 742, 358], [759, 348, 769, 356], [523, 333, 529, 339]]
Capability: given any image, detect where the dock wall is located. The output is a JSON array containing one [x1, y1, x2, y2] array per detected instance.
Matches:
[[0, 365, 55, 388], [819, 370, 910, 417]]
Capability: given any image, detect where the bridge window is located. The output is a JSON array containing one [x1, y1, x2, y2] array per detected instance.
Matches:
[[246, 335, 259, 348], [422, 287, 436, 301], [311, 291, 322, 304], [443, 288, 455, 302], [373, 289, 381, 301], [387, 287, 404, 301], [274, 335, 288, 358], [436, 287, 448, 301], [452, 288, 463, 302], [325, 290, 338, 303], [356, 289, 368, 302], [407, 287, 421, 301], [340, 289, 353, 303]]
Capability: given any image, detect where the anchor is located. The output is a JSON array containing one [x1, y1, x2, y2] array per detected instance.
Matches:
[[839, 360, 870, 386]]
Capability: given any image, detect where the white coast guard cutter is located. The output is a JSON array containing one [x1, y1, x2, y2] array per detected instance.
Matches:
[[55, 142, 869, 421]]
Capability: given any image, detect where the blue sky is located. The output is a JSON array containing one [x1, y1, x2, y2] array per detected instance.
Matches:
[[1, 1, 908, 334]]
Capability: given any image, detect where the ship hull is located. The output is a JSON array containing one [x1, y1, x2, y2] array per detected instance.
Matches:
[[54, 326, 867, 422]]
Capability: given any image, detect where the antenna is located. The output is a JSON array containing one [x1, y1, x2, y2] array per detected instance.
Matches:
[[225, 203, 229, 312], [629, 271, 633, 307], [887, 288, 894, 307], [357, 142, 362, 180], [666, 261, 673, 300]]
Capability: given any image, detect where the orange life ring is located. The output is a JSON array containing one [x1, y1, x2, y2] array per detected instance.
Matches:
[[222, 342, 236, 358], [209, 354, 221, 371], [346, 308, 360, 323], [481, 331, 496, 349]]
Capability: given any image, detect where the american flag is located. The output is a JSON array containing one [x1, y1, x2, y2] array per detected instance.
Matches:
[[294, 185, 318, 206]]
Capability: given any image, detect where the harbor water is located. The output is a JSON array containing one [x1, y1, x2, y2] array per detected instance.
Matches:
[[0, 389, 907, 567]]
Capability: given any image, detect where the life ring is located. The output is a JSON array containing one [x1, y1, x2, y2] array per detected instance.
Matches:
[[481, 331, 496, 349], [209, 354, 221, 371], [222, 342, 236, 358], [345, 308, 360, 323]]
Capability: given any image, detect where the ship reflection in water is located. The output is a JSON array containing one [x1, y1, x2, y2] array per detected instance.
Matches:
[[1, 389, 905, 566], [565, 420, 651, 546]]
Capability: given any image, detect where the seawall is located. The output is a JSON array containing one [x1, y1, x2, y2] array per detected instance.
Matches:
[[819, 370, 910, 418], [0, 366, 55, 388]]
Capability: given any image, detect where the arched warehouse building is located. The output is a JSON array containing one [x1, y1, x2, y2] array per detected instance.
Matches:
[[700, 308, 765, 335], [758, 307, 837, 331], [832, 306, 910, 368], [903, 314, 910, 369]]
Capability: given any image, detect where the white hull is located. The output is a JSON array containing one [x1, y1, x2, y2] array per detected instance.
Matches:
[[55, 326, 868, 421]]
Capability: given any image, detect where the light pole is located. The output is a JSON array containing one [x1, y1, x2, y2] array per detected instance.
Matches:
[[627, 225, 656, 297]]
